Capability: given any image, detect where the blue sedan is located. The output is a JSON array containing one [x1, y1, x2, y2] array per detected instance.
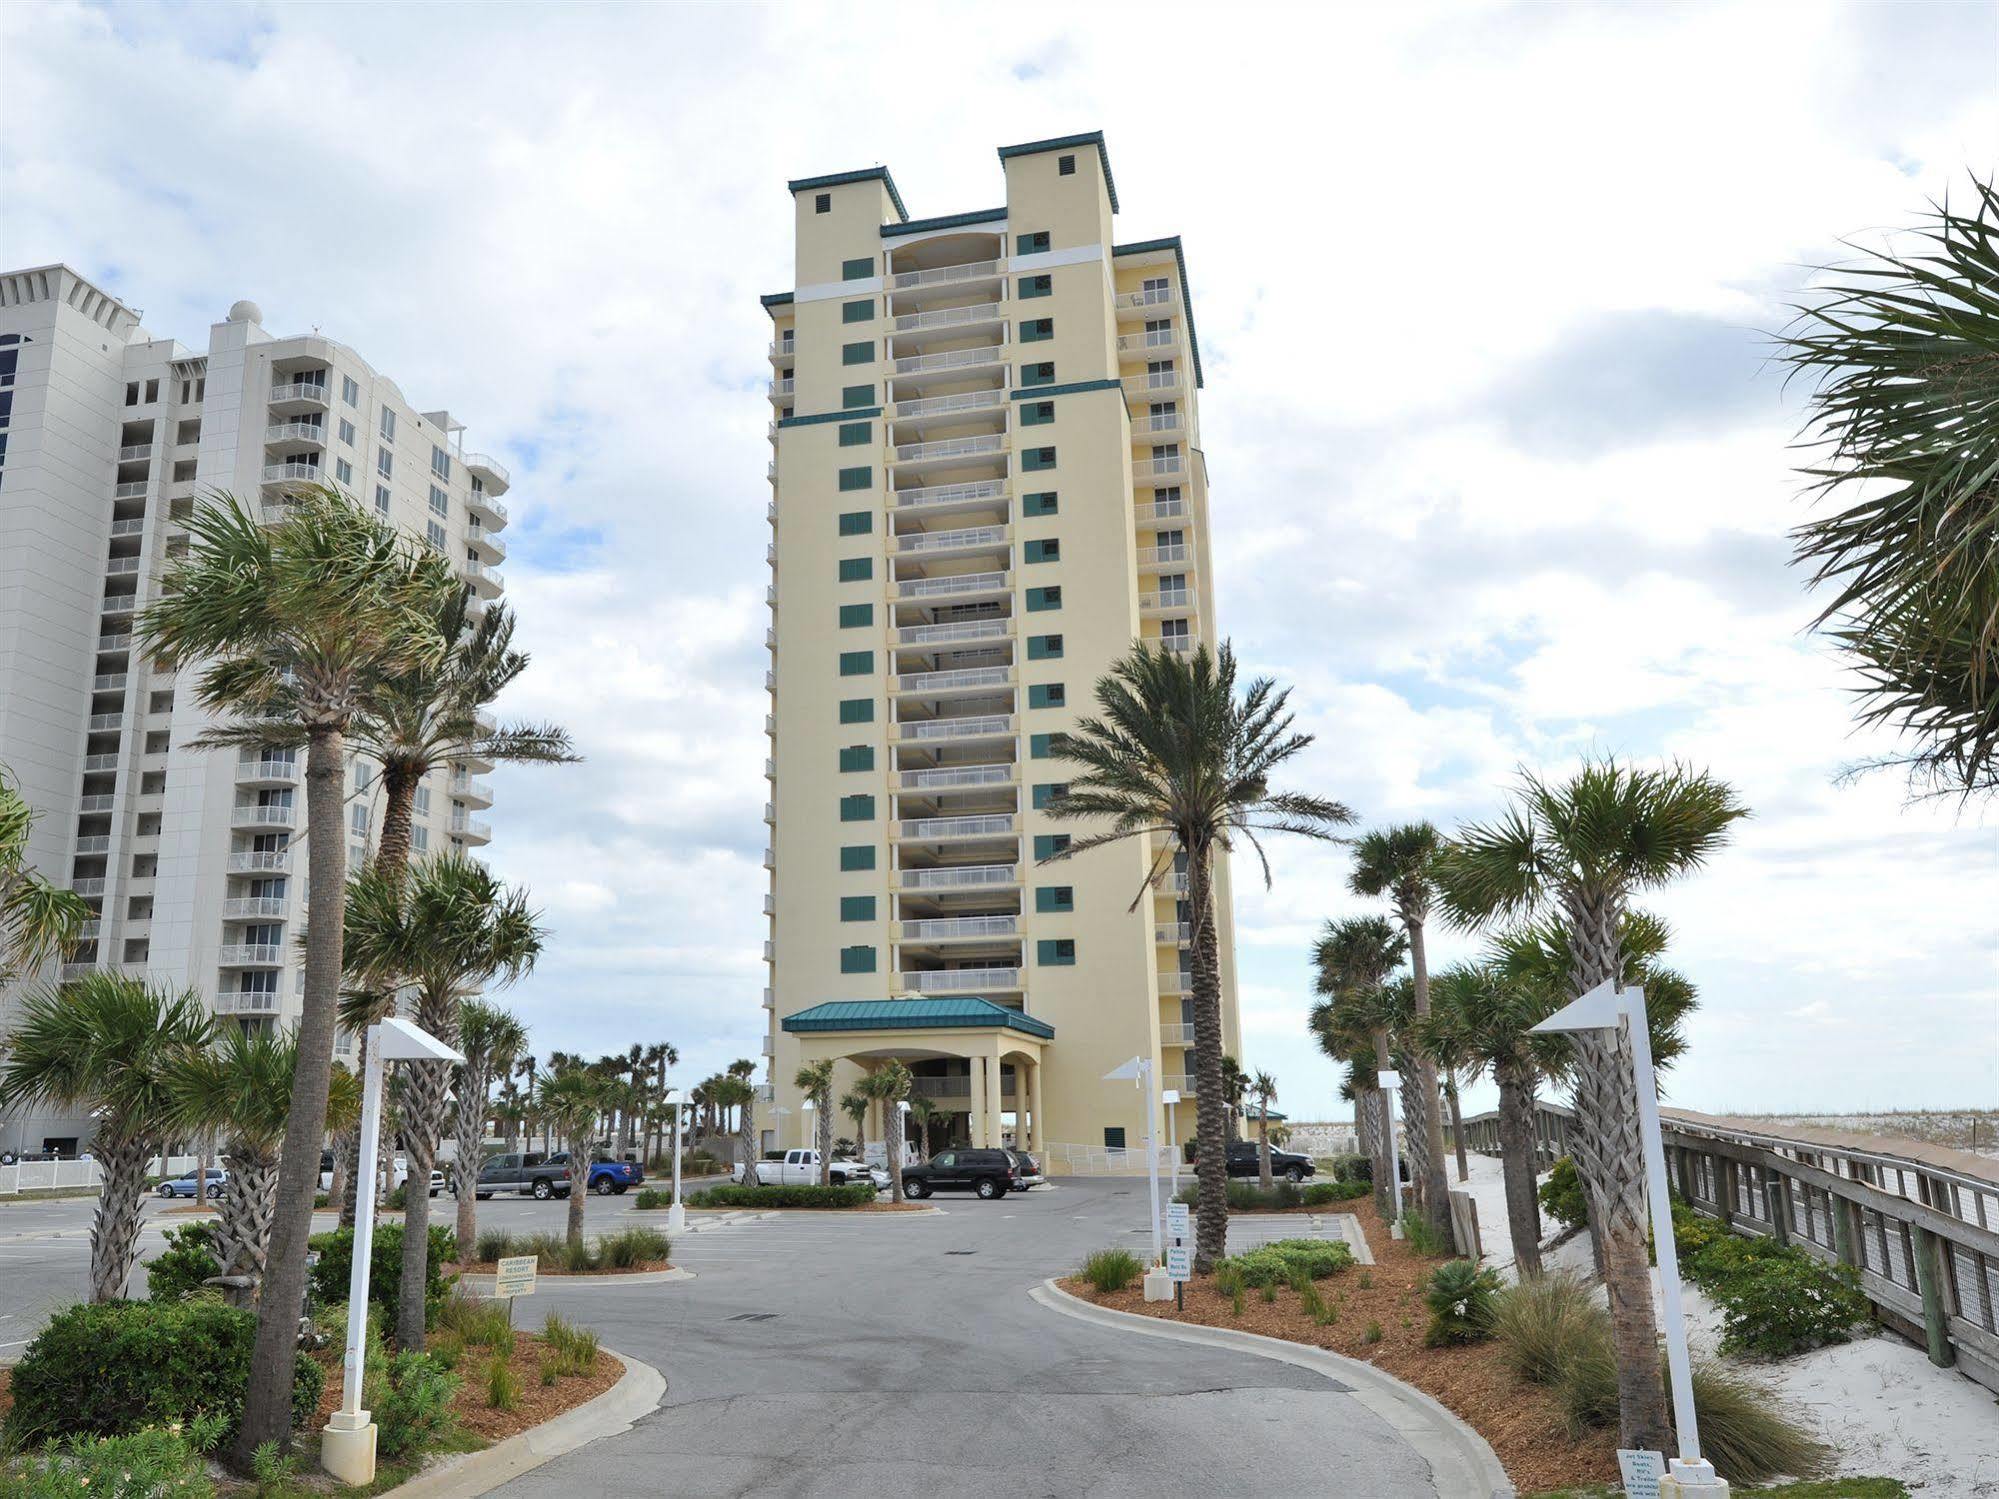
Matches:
[[157, 1169, 229, 1199]]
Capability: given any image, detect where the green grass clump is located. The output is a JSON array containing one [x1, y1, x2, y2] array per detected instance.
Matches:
[[1691, 1358, 1832, 1483], [1362, 1319, 1384, 1344], [1212, 1262, 1247, 1315], [539, 1313, 600, 1378], [485, 1352, 520, 1411], [1216, 1237, 1355, 1287], [1079, 1246, 1144, 1293], [434, 1294, 515, 1352], [1488, 1271, 1600, 1387], [598, 1225, 670, 1269], [1399, 1209, 1450, 1256]]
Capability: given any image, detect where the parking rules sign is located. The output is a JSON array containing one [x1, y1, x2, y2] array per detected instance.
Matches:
[[1165, 1242, 1192, 1282], [1615, 1449, 1664, 1499], [493, 1254, 538, 1299], [1165, 1202, 1190, 1239]]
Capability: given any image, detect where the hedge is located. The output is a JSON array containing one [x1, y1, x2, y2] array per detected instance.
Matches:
[[689, 1183, 877, 1209]]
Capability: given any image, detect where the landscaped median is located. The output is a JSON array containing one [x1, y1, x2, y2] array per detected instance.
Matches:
[[638, 1182, 926, 1211], [462, 1225, 673, 1275]]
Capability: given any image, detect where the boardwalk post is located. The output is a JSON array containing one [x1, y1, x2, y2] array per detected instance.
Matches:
[[1832, 1191, 1858, 1266], [1911, 1225, 1956, 1369], [1715, 1156, 1734, 1228], [1768, 1171, 1791, 1247]]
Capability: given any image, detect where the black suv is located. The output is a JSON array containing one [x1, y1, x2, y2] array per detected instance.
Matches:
[[1202, 1140, 1316, 1182], [901, 1148, 1022, 1200]]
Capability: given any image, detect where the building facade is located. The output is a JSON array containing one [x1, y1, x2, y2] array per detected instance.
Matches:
[[760, 134, 1239, 1170], [0, 266, 508, 1153]]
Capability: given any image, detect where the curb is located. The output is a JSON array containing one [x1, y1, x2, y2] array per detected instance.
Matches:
[[1031, 1278, 1514, 1499], [455, 1266, 693, 1290], [379, 1344, 664, 1498]]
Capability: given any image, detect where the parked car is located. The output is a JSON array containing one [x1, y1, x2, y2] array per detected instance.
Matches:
[[157, 1168, 229, 1199], [901, 1147, 1024, 1200], [732, 1148, 886, 1190], [473, 1151, 640, 1199], [1004, 1149, 1044, 1189], [1212, 1139, 1316, 1182]]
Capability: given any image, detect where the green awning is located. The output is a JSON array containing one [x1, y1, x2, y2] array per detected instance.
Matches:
[[782, 997, 1054, 1040]]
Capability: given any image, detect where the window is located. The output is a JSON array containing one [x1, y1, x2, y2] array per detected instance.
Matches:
[[350, 804, 368, 834], [379, 407, 396, 442], [837, 511, 872, 536], [839, 699, 874, 725], [143, 378, 159, 403], [1025, 586, 1062, 612], [840, 945, 877, 974], [1020, 318, 1054, 343], [428, 485, 449, 517], [377, 448, 394, 478], [1033, 833, 1071, 859], [1161, 618, 1191, 644], [1022, 491, 1058, 517], [842, 384, 874, 409], [1019, 274, 1052, 299], [840, 895, 875, 922], [1021, 447, 1056, 472], [1036, 886, 1074, 913], [1029, 732, 1068, 758], [338, 418, 356, 445], [412, 825, 429, 853], [840, 844, 876, 872], [839, 650, 873, 676], [431, 446, 450, 480], [1020, 362, 1056, 388], [1016, 231, 1051, 255], [839, 793, 876, 820], [374, 484, 391, 516], [839, 603, 873, 628], [1028, 683, 1065, 709], [342, 375, 360, 406], [1027, 634, 1063, 660], [125, 382, 139, 406], [1020, 401, 1055, 427], [839, 745, 874, 773], [330, 456, 352, 485], [842, 341, 873, 366], [838, 422, 870, 447], [1037, 938, 1076, 966], [838, 556, 872, 582], [1104, 1127, 1127, 1150], [815, 192, 832, 213], [838, 466, 873, 492], [414, 784, 432, 814], [842, 300, 874, 323], [1032, 782, 1068, 809], [842, 256, 874, 280], [426, 519, 447, 550], [1058, 153, 1077, 176], [1024, 538, 1059, 563]]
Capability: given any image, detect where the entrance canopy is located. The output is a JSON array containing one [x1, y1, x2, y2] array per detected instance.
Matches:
[[782, 996, 1054, 1039]]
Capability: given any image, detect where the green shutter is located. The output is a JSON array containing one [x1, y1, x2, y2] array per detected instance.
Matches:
[[1020, 318, 1054, 343], [838, 745, 874, 773], [838, 602, 873, 628], [840, 945, 877, 974], [838, 422, 871, 447], [842, 257, 874, 280], [1019, 401, 1055, 427], [1027, 634, 1063, 660], [1036, 938, 1075, 966], [1020, 363, 1056, 388], [837, 556, 873, 582], [1029, 733, 1055, 759], [842, 384, 874, 409], [841, 341, 873, 366], [1015, 231, 1050, 255], [1024, 538, 1059, 563], [838, 467, 872, 492], [837, 511, 873, 536], [1022, 491, 1058, 517], [840, 844, 876, 871], [1025, 586, 1062, 612], [1035, 886, 1074, 914], [1028, 683, 1065, 709], [838, 699, 874, 725], [839, 650, 874, 677], [1032, 834, 1070, 860], [1032, 782, 1067, 809], [839, 793, 876, 820], [842, 299, 874, 323], [840, 895, 876, 922], [1021, 447, 1056, 472], [1019, 274, 1053, 299]]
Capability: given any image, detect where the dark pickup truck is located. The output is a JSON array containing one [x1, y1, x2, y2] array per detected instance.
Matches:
[[472, 1151, 643, 1199]]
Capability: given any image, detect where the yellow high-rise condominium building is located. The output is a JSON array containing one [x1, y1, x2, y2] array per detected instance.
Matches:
[[760, 132, 1240, 1174]]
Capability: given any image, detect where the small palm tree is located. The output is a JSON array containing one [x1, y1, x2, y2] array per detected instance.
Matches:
[[1250, 1070, 1278, 1189], [0, 976, 212, 1300], [535, 1066, 601, 1248], [1218, 1055, 1249, 1140], [1313, 916, 1409, 1219], [794, 1060, 836, 1185], [907, 1094, 938, 1160], [839, 1090, 868, 1163], [1435, 758, 1745, 1453], [1041, 642, 1353, 1270], [1, 769, 90, 986], [344, 854, 543, 1350], [453, 999, 528, 1255], [707, 1075, 756, 1182], [1349, 822, 1454, 1248], [858, 1061, 913, 1202]]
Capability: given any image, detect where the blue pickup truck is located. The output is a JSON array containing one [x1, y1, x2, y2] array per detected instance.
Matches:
[[471, 1151, 642, 1200]]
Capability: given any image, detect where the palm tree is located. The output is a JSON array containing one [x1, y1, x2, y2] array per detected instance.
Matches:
[[452, 999, 528, 1255], [858, 1060, 912, 1202], [141, 485, 453, 1460], [323, 1062, 360, 1208], [706, 1075, 755, 1181], [907, 1094, 938, 1159], [1041, 642, 1353, 1270], [794, 1060, 836, 1184], [0, 975, 212, 1300], [1, 768, 90, 987], [1434, 758, 1746, 1453], [344, 854, 543, 1350], [535, 1066, 601, 1249], [1250, 1070, 1278, 1189], [1349, 822, 1454, 1249], [839, 1090, 868, 1163], [1780, 178, 1999, 801], [1313, 916, 1409, 1220], [1219, 1055, 1249, 1140]]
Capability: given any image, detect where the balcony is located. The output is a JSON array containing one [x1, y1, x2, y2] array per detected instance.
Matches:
[[897, 523, 1007, 556], [900, 968, 1023, 994], [770, 377, 796, 401], [762, 986, 774, 1010], [898, 618, 1009, 647], [893, 478, 1008, 514], [889, 258, 1003, 293], [892, 344, 1007, 379], [897, 570, 1008, 601], [83, 753, 121, 772], [1137, 543, 1191, 570], [901, 915, 1019, 942], [218, 943, 284, 967], [265, 421, 326, 445], [900, 763, 1013, 791], [1115, 286, 1176, 316], [269, 380, 330, 407], [74, 835, 111, 855], [450, 813, 493, 841], [896, 813, 1015, 841], [227, 851, 289, 874], [71, 878, 107, 897], [1123, 370, 1184, 400], [762, 847, 775, 869], [1159, 635, 1201, 657], [1140, 589, 1194, 616], [223, 897, 288, 920], [92, 673, 128, 693], [1156, 923, 1191, 945], [467, 488, 509, 526], [99, 596, 137, 618], [763, 801, 775, 824], [462, 557, 504, 597], [217, 991, 281, 1015], [86, 712, 124, 733], [762, 939, 774, 962], [109, 517, 145, 538], [891, 433, 1006, 469], [900, 863, 1017, 890], [763, 893, 775, 915], [262, 460, 321, 485], [1161, 1022, 1197, 1047], [894, 665, 1012, 697], [232, 804, 295, 830], [768, 336, 796, 363], [449, 772, 494, 804], [104, 557, 141, 578], [1117, 329, 1178, 357], [118, 442, 154, 462], [764, 757, 775, 779], [464, 454, 511, 494], [114, 480, 149, 500], [1158, 872, 1190, 895], [78, 794, 116, 814], [1136, 497, 1189, 526], [238, 757, 299, 785], [1133, 455, 1184, 481], [1132, 411, 1185, 439], [97, 634, 133, 654], [892, 390, 1007, 424], [893, 300, 1004, 335], [59, 961, 100, 982], [1163, 1074, 1196, 1095], [898, 713, 1012, 743]]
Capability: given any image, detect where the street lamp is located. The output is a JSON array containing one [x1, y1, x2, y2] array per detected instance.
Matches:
[[1533, 979, 1722, 1493], [663, 1088, 687, 1233], [1161, 1088, 1181, 1199], [323, 1017, 464, 1487], [1105, 1056, 1164, 1289], [1379, 1067, 1406, 1239]]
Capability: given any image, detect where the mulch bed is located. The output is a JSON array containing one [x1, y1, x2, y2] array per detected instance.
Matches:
[[1061, 1196, 1618, 1494], [310, 1330, 622, 1447]]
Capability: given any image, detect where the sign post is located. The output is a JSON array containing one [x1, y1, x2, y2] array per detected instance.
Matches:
[[1378, 1067, 1405, 1238], [665, 1088, 687, 1233], [1164, 1199, 1191, 1311], [323, 1017, 464, 1488], [1104, 1056, 1165, 1296], [491, 1254, 538, 1328], [1534, 981, 1724, 1495]]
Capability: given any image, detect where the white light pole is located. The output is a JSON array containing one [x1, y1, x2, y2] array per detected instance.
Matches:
[[1379, 1068, 1406, 1238], [1106, 1056, 1165, 1289], [1533, 980, 1721, 1492], [323, 1018, 464, 1488], [1162, 1088, 1181, 1199], [664, 1088, 687, 1234]]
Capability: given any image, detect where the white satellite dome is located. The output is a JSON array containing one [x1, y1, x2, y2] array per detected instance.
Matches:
[[227, 299, 263, 324]]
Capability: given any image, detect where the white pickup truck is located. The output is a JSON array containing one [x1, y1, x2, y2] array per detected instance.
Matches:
[[734, 1149, 887, 1190]]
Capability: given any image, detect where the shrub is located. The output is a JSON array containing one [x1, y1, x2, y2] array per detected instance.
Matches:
[[1538, 1155, 1588, 1231], [485, 1351, 521, 1411], [4, 1426, 218, 1497], [1698, 1241, 1870, 1358], [1399, 1209, 1450, 1256], [368, 1346, 460, 1459], [1171, 1180, 1310, 1211], [1692, 1358, 1832, 1483], [634, 1187, 670, 1209], [539, 1313, 600, 1378], [309, 1222, 456, 1328], [475, 1227, 516, 1264], [1218, 1237, 1355, 1287], [1489, 1271, 1602, 1387], [146, 1220, 222, 1302], [1331, 1153, 1372, 1185], [5, 1300, 321, 1450], [1424, 1259, 1503, 1346], [598, 1225, 670, 1269], [689, 1183, 876, 1209], [250, 1437, 301, 1496], [1302, 1179, 1369, 1206], [1080, 1246, 1143, 1293]]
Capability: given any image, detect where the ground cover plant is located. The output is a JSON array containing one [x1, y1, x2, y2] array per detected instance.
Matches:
[[690, 1182, 876, 1209], [1080, 1246, 1144, 1293], [470, 1225, 669, 1272]]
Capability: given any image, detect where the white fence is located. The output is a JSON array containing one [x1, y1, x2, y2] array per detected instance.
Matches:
[[1040, 1141, 1180, 1177], [0, 1153, 203, 1197]]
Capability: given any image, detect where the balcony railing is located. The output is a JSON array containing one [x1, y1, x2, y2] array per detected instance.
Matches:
[[92, 673, 128, 692], [896, 666, 1011, 694], [114, 480, 149, 500], [450, 814, 493, 840], [898, 713, 1012, 741], [71, 878, 107, 897], [223, 897, 288, 919], [900, 863, 1016, 890], [1137, 543, 1190, 567], [893, 390, 1006, 421], [900, 967, 1022, 993], [1117, 329, 1177, 354], [1163, 1074, 1197, 1095], [83, 753, 121, 772], [901, 915, 1019, 942], [890, 258, 1002, 291], [898, 618, 1009, 646], [1132, 412, 1184, 436], [1161, 1022, 1197, 1047], [894, 434, 1005, 465], [218, 943, 284, 966], [265, 421, 325, 444], [262, 461, 321, 483], [894, 301, 1003, 334], [99, 596, 137, 617], [894, 478, 1008, 511], [1160, 635, 1201, 656], [109, 518, 146, 538], [1116, 287, 1175, 312], [78, 794, 115, 814], [218, 992, 281, 1015], [1134, 455, 1184, 479], [899, 813, 1014, 840], [1136, 497, 1189, 525], [104, 557, 141, 577], [269, 380, 330, 404], [227, 851, 289, 874], [96, 635, 132, 653], [238, 757, 298, 783], [87, 712, 124, 733], [1156, 923, 1191, 945], [771, 377, 795, 398], [118, 443, 153, 461], [1140, 589, 1193, 613], [232, 804, 295, 828], [900, 763, 1013, 791], [74, 836, 111, 855], [898, 570, 1007, 599], [893, 344, 1006, 376], [1124, 370, 1183, 395], [898, 524, 1007, 554], [449, 773, 494, 801], [1158, 872, 1190, 895]]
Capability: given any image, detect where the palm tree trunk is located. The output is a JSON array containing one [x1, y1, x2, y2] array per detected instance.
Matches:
[[1495, 1062, 1542, 1278], [89, 1133, 150, 1303], [325, 1140, 348, 1216], [1370, 1028, 1396, 1222], [565, 1131, 586, 1247], [1404, 915, 1456, 1250], [236, 723, 348, 1464], [1186, 844, 1228, 1272], [394, 1053, 445, 1351], [737, 1097, 757, 1193], [454, 1054, 487, 1263], [1445, 1075, 1470, 1182], [211, 1143, 279, 1308], [817, 1095, 833, 1186], [1256, 1110, 1272, 1190], [336, 1095, 364, 1230], [886, 1105, 905, 1203], [374, 763, 417, 875]]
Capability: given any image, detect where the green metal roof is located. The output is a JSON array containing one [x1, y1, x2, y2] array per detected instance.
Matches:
[[1113, 236, 1203, 389], [884, 206, 1006, 239], [759, 291, 793, 313], [996, 131, 1119, 214], [781, 997, 1055, 1039], [787, 166, 909, 224]]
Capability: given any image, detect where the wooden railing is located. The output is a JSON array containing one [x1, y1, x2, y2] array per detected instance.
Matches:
[[1458, 1100, 1999, 1395]]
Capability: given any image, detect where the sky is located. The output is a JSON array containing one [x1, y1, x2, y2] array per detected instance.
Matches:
[[3, 0, 1996, 1122]]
